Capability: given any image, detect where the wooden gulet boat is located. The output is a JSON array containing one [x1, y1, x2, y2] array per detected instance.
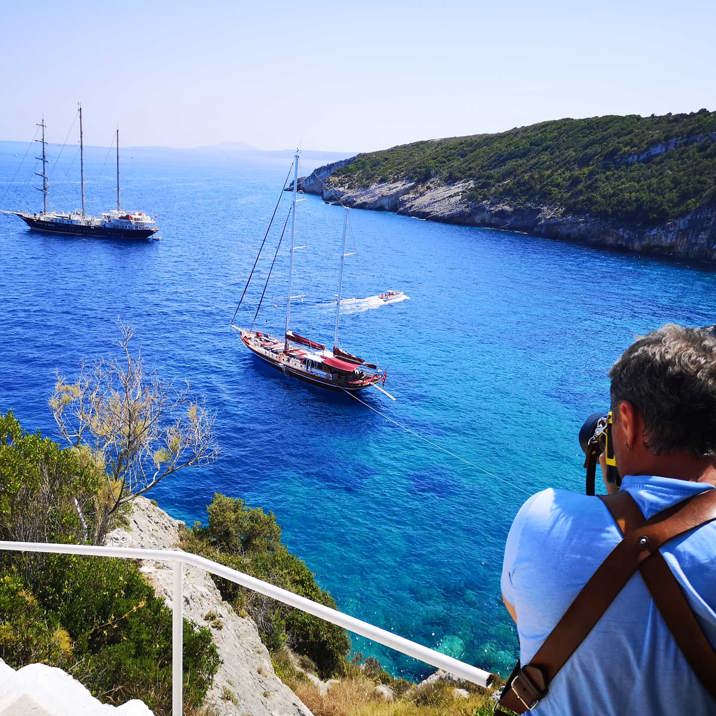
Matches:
[[232, 151, 391, 396], [237, 329, 385, 392]]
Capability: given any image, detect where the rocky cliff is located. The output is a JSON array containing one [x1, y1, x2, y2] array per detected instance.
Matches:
[[296, 167, 716, 263], [106, 498, 312, 716], [294, 112, 716, 263]]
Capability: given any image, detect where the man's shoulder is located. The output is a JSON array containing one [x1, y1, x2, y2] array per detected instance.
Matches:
[[501, 488, 618, 639], [512, 487, 605, 535], [505, 488, 617, 581]]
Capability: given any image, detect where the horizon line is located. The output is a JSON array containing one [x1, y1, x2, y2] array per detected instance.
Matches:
[[1, 106, 713, 157], [0, 138, 358, 156]]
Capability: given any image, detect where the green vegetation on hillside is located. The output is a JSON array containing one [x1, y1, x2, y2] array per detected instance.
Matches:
[[183, 493, 351, 679], [0, 411, 219, 714], [333, 110, 716, 226]]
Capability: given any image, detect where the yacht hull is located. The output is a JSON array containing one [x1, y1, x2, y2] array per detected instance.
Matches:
[[18, 215, 158, 240], [240, 332, 379, 393]]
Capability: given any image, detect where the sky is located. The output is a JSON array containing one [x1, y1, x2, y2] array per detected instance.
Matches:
[[0, 0, 713, 153]]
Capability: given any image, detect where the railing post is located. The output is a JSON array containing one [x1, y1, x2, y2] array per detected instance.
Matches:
[[173, 559, 183, 716]]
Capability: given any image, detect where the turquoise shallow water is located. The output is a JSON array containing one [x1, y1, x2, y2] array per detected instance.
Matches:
[[1, 141, 714, 679]]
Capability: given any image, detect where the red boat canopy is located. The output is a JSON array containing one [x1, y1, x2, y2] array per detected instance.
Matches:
[[322, 356, 359, 373], [332, 346, 364, 364], [286, 331, 325, 351], [333, 345, 379, 370]]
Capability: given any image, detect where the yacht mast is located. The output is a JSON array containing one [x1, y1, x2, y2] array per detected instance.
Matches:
[[35, 118, 48, 214], [116, 128, 120, 211], [78, 103, 85, 217], [333, 207, 350, 349], [284, 150, 299, 352]]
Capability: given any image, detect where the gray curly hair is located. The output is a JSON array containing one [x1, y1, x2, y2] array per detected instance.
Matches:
[[609, 324, 716, 458]]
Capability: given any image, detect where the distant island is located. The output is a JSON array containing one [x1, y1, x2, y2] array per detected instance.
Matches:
[[296, 111, 716, 262]]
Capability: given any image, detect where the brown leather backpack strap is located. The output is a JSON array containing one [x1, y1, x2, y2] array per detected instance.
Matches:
[[599, 490, 645, 532], [497, 489, 716, 714], [601, 490, 716, 702]]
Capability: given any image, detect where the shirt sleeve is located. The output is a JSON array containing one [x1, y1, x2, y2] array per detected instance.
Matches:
[[501, 491, 548, 607]]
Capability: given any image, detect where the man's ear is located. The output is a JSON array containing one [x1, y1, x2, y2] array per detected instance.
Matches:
[[618, 400, 642, 450]]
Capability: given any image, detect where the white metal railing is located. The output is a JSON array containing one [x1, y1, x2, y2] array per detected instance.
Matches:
[[0, 541, 494, 715]]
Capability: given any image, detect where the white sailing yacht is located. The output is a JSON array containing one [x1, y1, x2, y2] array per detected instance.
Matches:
[[8, 105, 158, 240]]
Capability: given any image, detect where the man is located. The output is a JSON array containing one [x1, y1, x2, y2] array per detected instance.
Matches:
[[501, 324, 716, 715]]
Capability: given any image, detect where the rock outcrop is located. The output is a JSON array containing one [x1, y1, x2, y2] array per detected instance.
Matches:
[[106, 498, 312, 716], [0, 658, 151, 715], [297, 163, 716, 263], [291, 157, 353, 195]]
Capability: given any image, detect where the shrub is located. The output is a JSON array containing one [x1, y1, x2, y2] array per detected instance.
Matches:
[[185, 494, 350, 678], [1, 555, 219, 713], [203, 493, 281, 554], [49, 325, 217, 543], [0, 574, 68, 667], [0, 413, 219, 715], [36, 555, 219, 711], [0, 411, 103, 547]]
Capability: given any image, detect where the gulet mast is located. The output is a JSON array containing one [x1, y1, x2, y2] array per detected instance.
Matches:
[[116, 128, 120, 211], [78, 103, 85, 217], [284, 150, 299, 352], [333, 207, 350, 349], [35, 118, 48, 214]]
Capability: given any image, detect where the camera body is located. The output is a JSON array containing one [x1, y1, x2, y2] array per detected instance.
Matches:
[[579, 411, 620, 494]]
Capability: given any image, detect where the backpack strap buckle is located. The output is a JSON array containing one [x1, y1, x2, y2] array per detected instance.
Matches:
[[509, 665, 547, 711]]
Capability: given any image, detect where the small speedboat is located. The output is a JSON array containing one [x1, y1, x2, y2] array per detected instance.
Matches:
[[379, 290, 406, 303]]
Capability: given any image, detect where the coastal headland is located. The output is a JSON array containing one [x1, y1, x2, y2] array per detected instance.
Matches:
[[296, 112, 716, 263]]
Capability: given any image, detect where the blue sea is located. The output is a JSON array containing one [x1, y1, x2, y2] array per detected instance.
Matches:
[[1, 139, 714, 680]]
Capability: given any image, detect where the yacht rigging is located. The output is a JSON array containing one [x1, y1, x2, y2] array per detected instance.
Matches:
[[5, 105, 158, 240], [232, 151, 388, 394]]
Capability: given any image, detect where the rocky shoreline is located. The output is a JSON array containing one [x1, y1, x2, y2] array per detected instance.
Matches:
[[296, 162, 716, 263]]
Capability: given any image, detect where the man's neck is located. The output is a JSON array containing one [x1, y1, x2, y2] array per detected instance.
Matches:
[[635, 455, 716, 485]]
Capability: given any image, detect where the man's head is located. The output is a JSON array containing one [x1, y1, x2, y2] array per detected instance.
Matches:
[[608, 324, 716, 476]]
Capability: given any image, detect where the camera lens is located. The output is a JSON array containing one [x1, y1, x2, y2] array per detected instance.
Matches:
[[579, 413, 606, 454]]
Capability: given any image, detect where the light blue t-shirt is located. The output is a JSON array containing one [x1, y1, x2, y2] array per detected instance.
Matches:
[[501, 475, 716, 715]]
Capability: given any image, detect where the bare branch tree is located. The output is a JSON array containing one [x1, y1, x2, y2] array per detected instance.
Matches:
[[50, 323, 218, 542]]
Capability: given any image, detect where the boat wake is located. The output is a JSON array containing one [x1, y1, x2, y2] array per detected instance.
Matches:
[[318, 292, 409, 314]]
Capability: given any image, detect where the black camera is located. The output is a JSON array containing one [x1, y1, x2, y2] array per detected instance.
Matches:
[[579, 412, 620, 495]]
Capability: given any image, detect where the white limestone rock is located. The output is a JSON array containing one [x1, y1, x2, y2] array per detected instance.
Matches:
[[105, 497, 313, 716], [299, 159, 716, 262], [374, 684, 395, 702], [417, 668, 457, 688], [302, 673, 338, 697]]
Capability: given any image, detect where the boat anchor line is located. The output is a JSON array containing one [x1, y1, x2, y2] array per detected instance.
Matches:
[[341, 389, 536, 498]]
